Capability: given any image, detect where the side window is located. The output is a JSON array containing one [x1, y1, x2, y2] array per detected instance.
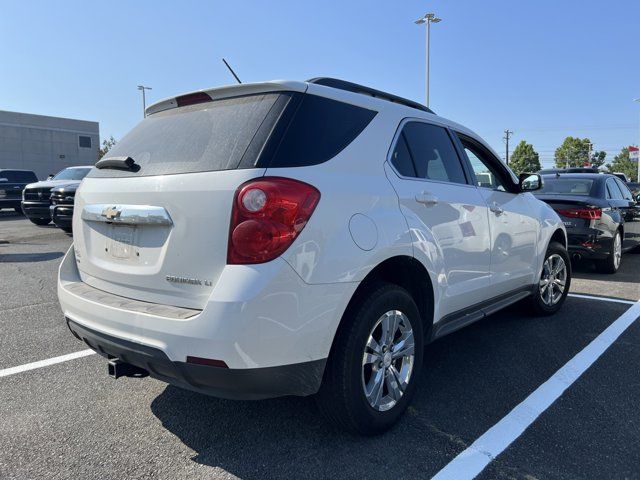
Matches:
[[606, 179, 624, 200], [269, 94, 377, 168], [615, 178, 633, 201], [3, 171, 17, 182], [459, 140, 507, 192], [391, 133, 417, 177], [391, 121, 467, 184]]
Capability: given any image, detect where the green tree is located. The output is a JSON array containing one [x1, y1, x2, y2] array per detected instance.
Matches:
[[554, 137, 605, 168], [607, 147, 637, 181], [98, 136, 117, 159], [591, 150, 607, 168], [508, 140, 541, 175]]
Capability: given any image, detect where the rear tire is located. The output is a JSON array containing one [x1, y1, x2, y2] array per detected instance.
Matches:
[[529, 241, 571, 316], [316, 283, 424, 435], [29, 218, 50, 226], [595, 230, 622, 274]]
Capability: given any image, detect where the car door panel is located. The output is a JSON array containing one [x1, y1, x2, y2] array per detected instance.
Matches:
[[384, 120, 492, 321], [454, 133, 539, 295], [477, 189, 539, 292]]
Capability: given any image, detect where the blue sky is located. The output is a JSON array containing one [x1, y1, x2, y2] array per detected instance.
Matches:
[[1, 0, 639, 167]]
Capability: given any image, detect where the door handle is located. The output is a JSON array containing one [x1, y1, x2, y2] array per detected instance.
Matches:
[[415, 191, 438, 206], [489, 203, 504, 215]]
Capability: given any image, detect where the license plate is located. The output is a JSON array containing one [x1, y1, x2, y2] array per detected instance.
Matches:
[[108, 225, 136, 259]]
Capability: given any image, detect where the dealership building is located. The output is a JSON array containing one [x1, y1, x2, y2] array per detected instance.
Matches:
[[0, 110, 99, 180]]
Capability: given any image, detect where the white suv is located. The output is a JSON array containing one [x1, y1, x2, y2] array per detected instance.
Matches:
[[58, 78, 570, 434]]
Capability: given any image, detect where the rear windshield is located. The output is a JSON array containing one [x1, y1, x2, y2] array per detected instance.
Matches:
[[538, 178, 594, 195], [88, 91, 376, 178], [88, 93, 289, 178], [53, 168, 92, 181]]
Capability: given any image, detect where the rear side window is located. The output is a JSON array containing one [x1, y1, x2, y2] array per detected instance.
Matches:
[[266, 94, 376, 168], [88, 93, 290, 178], [391, 121, 467, 184], [390, 134, 417, 177], [606, 178, 624, 200], [614, 178, 633, 200]]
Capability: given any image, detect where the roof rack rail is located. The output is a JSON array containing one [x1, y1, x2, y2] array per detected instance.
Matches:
[[307, 77, 435, 114]]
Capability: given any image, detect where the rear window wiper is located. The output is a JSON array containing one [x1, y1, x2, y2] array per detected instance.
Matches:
[[95, 156, 141, 172]]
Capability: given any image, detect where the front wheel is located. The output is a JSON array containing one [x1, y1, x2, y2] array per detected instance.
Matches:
[[530, 241, 571, 315], [316, 283, 424, 435]]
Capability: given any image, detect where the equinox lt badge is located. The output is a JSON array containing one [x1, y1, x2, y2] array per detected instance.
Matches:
[[166, 275, 212, 287]]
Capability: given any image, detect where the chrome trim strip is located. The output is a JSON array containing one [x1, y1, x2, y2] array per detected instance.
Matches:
[[81, 204, 173, 226]]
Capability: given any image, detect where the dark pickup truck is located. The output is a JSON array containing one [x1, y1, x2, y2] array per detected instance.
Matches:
[[0, 169, 38, 214], [50, 184, 78, 233], [22, 166, 92, 226]]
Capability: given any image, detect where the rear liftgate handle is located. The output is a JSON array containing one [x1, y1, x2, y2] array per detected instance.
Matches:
[[415, 191, 438, 207]]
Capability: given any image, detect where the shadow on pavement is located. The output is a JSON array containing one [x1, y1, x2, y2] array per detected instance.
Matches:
[[0, 251, 65, 263], [572, 252, 640, 285], [0, 211, 25, 221], [150, 297, 627, 480]]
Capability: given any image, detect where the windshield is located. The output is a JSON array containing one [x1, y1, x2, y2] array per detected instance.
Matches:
[[538, 177, 594, 196], [53, 168, 92, 181]]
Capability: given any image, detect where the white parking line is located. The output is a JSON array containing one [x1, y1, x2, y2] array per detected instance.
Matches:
[[432, 299, 640, 480], [0, 349, 95, 378], [568, 293, 636, 305]]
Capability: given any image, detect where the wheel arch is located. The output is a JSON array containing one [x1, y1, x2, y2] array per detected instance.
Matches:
[[550, 228, 567, 249], [332, 256, 435, 349]]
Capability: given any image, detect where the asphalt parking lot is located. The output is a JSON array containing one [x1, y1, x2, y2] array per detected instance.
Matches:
[[1, 210, 639, 480]]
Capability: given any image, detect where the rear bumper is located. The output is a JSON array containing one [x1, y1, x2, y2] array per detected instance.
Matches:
[[58, 247, 356, 398], [21, 201, 51, 219], [67, 318, 325, 400], [567, 229, 613, 260]]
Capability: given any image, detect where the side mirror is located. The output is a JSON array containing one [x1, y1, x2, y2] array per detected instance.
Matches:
[[635, 193, 640, 203], [519, 173, 543, 192], [47, 174, 54, 180]]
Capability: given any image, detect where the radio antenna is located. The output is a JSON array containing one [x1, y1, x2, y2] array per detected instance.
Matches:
[[222, 58, 242, 84]]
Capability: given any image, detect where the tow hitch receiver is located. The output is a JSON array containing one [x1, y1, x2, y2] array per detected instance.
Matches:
[[107, 358, 149, 379]]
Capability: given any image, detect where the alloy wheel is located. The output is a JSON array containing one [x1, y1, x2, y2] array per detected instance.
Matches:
[[361, 310, 415, 412], [613, 233, 622, 270], [539, 253, 568, 306]]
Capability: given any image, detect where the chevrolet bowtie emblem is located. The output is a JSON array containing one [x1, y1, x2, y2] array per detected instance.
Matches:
[[101, 206, 121, 220]]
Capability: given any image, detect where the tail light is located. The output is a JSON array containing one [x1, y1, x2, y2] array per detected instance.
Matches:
[[556, 207, 602, 220], [227, 177, 321, 264]]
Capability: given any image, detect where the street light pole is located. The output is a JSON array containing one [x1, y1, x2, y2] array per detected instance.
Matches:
[[415, 13, 442, 108], [137, 85, 152, 118], [635, 98, 640, 182]]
